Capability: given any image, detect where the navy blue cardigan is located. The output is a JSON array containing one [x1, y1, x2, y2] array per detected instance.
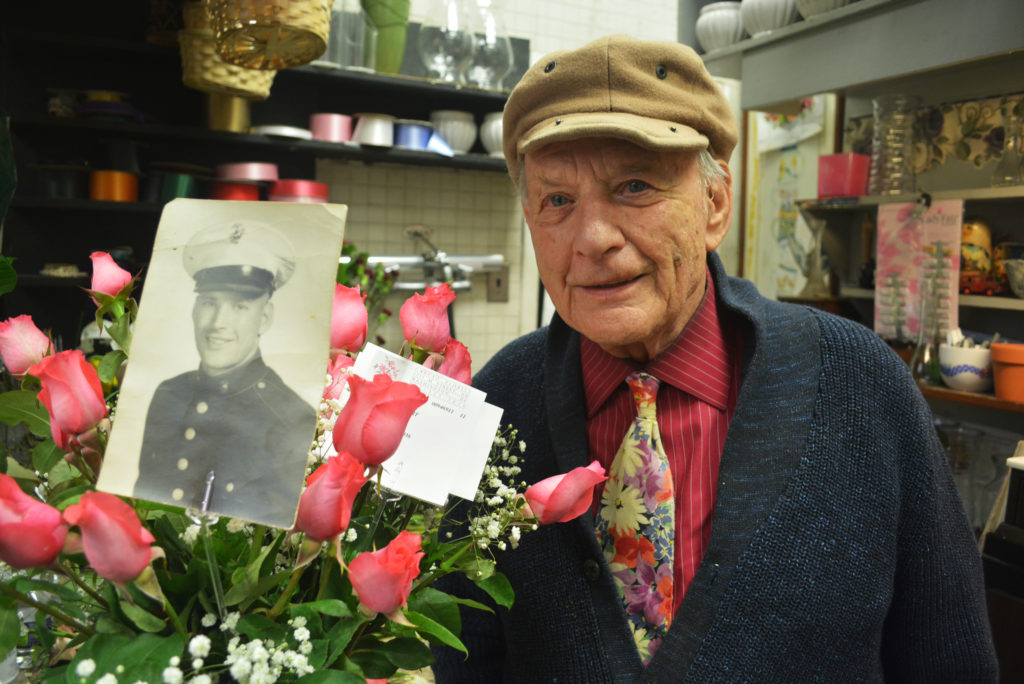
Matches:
[[433, 254, 998, 683]]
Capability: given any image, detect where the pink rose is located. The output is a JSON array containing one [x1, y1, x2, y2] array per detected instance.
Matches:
[[89, 251, 132, 298], [28, 350, 108, 451], [332, 373, 428, 467], [0, 473, 68, 569], [349, 530, 423, 615], [294, 452, 368, 541], [62, 491, 155, 583], [437, 337, 472, 385], [331, 284, 368, 353], [0, 315, 53, 376], [399, 283, 456, 353], [524, 460, 608, 525], [323, 353, 355, 403]]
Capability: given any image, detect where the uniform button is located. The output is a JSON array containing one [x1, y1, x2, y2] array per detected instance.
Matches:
[[171, 488, 184, 501], [257, 381, 266, 389], [226, 483, 235, 492], [184, 427, 196, 440], [196, 402, 209, 414], [583, 559, 601, 582], [177, 458, 189, 471], [220, 382, 229, 392]]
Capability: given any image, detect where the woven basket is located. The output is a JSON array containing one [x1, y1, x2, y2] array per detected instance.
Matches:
[[179, 29, 276, 100], [210, 0, 330, 70]]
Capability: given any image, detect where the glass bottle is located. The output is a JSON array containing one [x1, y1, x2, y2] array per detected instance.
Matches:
[[417, 0, 476, 83], [463, 0, 512, 90], [868, 94, 920, 195], [991, 100, 1023, 186]]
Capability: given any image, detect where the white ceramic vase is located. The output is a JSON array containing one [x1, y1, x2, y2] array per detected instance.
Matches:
[[430, 109, 477, 154], [740, 0, 799, 37], [695, 2, 745, 53], [795, 0, 850, 19], [480, 111, 503, 157]]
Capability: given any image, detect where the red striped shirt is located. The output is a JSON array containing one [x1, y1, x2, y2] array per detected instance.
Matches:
[[582, 270, 740, 615]]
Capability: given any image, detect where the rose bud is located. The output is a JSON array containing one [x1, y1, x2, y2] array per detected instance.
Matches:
[[0, 473, 68, 569], [294, 452, 368, 541], [28, 350, 108, 451], [349, 530, 424, 615], [436, 337, 472, 385], [89, 251, 132, 298], [332, 373, 428, 467], [330, 284, 368, 353], [62, 491, 156, 583], [0, 315, 53, 376], [399, 283, 456, 353], [524, 460, 608, 525]]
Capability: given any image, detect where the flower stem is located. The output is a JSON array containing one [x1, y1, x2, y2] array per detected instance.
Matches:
[[163, 594, 187, 639], [315, 559, 333, 602], [268, 566, 306, 619], [247, 525, 266, 565], [57, 561, 108, 609], [0, 581, 94, 637]]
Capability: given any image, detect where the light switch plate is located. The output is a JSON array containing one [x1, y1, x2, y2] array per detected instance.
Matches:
[[487, 265, 510, 302]]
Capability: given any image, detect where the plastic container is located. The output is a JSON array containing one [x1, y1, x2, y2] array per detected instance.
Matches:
[[817, 153, 869, 198], [268, 179, 328, 203], [310, 113, 353, 142], [990, 342, 1024, 403], [90, 170, 138, 202]]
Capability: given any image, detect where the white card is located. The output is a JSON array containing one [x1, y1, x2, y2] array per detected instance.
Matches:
[[351, 344, 502, 505]]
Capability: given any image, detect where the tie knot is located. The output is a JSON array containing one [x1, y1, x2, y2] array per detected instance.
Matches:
[[626, 371, 659, 415]]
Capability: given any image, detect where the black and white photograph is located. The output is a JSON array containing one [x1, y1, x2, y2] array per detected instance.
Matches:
[[97, 199, 347, 529]]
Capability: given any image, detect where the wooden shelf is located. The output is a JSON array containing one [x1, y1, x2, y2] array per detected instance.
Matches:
[[797, 186, 1024, 210], [10, 197, 165, 213], [839, 286, 1024, 311], [918, 382, 1024, 414]]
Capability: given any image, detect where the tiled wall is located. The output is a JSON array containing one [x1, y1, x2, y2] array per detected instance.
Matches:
[[320, 0, 679, 369]]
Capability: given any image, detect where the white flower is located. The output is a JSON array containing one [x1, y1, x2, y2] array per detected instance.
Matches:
[[96, 674, 117, 684], [221, 611, 240, 632], [76, 659, 97, 678], [289, 616, 307, 629], [169, 656, 180, 667], [299, 641, 313, 655], [200, 613, 217, 628], [188, 634, 212, 658], [344, 527, 358, 542], [229, 659, 252, 681], [181, 525, 200, 546], [226, 518, 249, 534], [519, 440, 527, 453], [293, 626, 310, 643], [191, 676, 212, 684], [191, 659, 203, 670], [162, 666, 184, 684]]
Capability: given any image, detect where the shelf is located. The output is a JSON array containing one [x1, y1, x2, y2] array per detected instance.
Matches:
[[14, 274, 90, 288], [10, 117, 508, 173], [918, 382, 1024, 414], [10, 197, 165, 213], [797, 186, 1024, 210], [840, 286, 1024, 311]]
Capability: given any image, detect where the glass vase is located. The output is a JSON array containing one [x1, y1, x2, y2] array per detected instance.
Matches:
[[868, 94, 920, 195], [417, 0, 476, 83], [462, 0, 512, 90], [909, 266, 949, 385], [991, 100, 1023, 187]]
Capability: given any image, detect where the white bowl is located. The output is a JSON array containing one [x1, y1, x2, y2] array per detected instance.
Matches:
[[430, 110, 477, 154], [795, 0, 850, 19], [480, 111, 503, 157], [741, 0, 799, 37], [938, 343, 994, 393], [695, 2, 745, 53], [1004, 258, 1024, 299]]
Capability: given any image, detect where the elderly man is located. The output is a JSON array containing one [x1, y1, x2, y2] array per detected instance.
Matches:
[[135, 220, 316, 528], [433, 36, 998, 682]]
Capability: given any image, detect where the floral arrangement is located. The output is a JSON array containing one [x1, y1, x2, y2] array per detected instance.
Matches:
[[0, 251, 607, 683]]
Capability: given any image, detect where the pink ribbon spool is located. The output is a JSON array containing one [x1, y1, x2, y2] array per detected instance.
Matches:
[[310, 113, 353, 142]]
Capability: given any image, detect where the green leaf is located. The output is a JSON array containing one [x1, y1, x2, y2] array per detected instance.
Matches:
[[475, 571, 514, 609], [325, 616, 366, 666], [297, 670, 366, 684], [405, 610, 467, 655], [12, 577, 85, 603], [347, 648, 397, 679], [457, 557, 495, 581], [450, 595, 494, 614], [118, 598, 167, 633], [66, 633, 184, 684], [379, 636, 433, 670], [0, 390, 51, 438], [0, 597, 20, 661], [223, 541, 275, 606], [236, 614, 288, 645], [408, 586, 461, 635], [103, 315, 132, 354], [96, 350, 127, 384], [31, 439, 63, 477], [294, 599, 353, 619], [0, 256, 17, 297]]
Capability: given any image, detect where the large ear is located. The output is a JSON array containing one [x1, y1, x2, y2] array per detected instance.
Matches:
[[705, 159, 733, 252], [259, 299, 274, 335]]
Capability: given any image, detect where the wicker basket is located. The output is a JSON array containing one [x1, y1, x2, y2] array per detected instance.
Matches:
[[210, 0, 330, 70], [182, 0, 214, 31], [179, 29, 276, 100]]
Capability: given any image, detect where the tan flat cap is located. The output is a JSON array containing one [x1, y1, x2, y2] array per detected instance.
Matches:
[[503, 35, 738, 181]]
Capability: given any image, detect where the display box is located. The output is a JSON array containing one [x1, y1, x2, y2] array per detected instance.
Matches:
[[817, 153, 869, 198]]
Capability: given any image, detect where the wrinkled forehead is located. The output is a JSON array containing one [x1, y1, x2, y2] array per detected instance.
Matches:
[[524, 137, 695, 184]]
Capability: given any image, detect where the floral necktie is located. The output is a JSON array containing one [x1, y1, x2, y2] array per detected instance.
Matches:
[[595, 371, 675, 665]]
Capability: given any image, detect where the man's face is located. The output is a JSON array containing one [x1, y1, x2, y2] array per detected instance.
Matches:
[[521, 138, 732, 361], [192, 289, 272, 376]]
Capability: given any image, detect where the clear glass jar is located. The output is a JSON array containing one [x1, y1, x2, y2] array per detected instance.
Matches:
[[417, 0, 476, 83], [868, 94, 920, 195], [462, 0, 512, 90], [991, 100, 1023, 186]]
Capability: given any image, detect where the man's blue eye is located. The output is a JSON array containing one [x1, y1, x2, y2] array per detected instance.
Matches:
[[625, 180, 649, 193], [549, 194, 569, 207]]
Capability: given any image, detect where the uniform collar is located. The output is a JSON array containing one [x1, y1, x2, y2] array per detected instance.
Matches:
[[197, 355, 268, 395]]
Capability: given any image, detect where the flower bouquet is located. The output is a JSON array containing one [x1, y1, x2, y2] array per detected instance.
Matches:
[[0, 251, 607, 683]]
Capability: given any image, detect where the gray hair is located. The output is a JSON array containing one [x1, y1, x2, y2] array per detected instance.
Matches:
[[517, 148, 728, 200]]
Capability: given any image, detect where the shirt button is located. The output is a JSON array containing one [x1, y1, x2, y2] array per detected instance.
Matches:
[[226, 483, 235, 492], [583, 559, 601, 582], [184, 427, 196, 440], [171, 488, 184, 501], [177, 458, 189, 471], [257, 381, 266, 389], [196, 402, 209, 414], [220, 383, 229, 392]]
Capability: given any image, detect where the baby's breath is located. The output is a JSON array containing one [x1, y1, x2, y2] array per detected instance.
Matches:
[[466, 425, 530, 554]]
